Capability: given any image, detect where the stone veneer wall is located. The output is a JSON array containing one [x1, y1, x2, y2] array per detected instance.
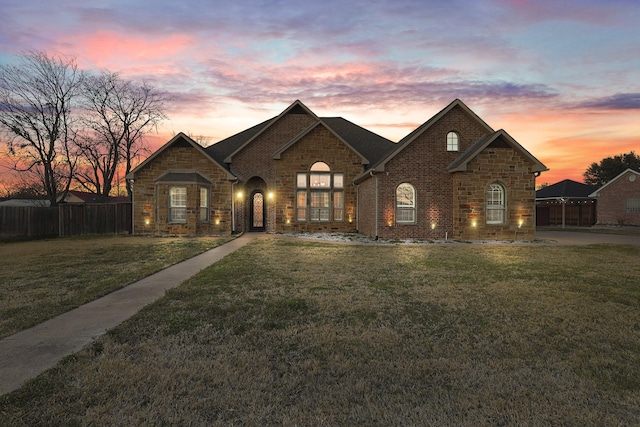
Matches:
[[595, 170, 640, 225], [453, 147, 536, 240], [275, 125, 362, 233], [132, 143, 232, 235]]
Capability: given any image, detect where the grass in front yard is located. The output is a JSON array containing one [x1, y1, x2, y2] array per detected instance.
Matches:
[[1, 239, 639, 425], [0, 235, 232, 338]]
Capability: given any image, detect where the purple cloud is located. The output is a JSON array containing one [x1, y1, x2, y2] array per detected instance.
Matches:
[[579, 93, 640, 110]]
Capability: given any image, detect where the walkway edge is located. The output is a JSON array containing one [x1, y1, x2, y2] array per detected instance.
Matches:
[[0, 233, 260, 396]]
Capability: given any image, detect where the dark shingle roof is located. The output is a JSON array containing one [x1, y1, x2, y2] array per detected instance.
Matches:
[[536, 179, 597, 199], [204, 115, 396, 167], [206, 118, 274, 165], [321, 117, 397, 165]]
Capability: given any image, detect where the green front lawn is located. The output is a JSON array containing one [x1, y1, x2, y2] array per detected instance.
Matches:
[[1, 239, 639, 425], [0, 235, 232, 338]]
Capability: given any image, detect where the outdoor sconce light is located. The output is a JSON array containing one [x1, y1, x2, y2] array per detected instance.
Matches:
[[431, 223, 436, 230], [518, 220, 524, 229], [144, 218, 150, 226], [387, 220, 393, 227], [472, 220, 477, 228], [286, 218, 291, 224], [237, 191, 243, 199], [268, 192, 274, 199], [348, 215, 353, 224], [215, 219, 220, 225]]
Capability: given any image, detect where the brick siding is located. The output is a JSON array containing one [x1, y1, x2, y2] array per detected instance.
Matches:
[[595, 170, 640, 225]]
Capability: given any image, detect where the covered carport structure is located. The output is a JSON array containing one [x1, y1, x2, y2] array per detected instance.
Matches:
[[536, 179, 598, 227]]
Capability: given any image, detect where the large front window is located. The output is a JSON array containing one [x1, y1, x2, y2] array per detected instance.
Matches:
[[487, 183, 506, 224], [169, 187, 187, 223], [296, 162, 344, 222]]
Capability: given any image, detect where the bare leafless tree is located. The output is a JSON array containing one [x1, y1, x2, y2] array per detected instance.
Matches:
[[77, 71, 168, 198], [0, 51, 85, 206]]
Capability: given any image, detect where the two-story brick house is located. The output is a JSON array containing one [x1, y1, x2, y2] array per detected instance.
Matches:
[[127, 99, 547, 240]]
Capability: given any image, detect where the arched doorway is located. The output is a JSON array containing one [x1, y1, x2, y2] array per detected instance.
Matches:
[[250, 190, 265, 231]]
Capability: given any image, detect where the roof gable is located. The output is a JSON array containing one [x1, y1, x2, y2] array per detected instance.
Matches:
[[222, 100, 319, 164], [126, 132, 235, 180], [447, 129, 548, 173], [357, 99, 495, 179], [272, 117, 396, 165], [399, 99, 494, 146], [589, 168, 640, 197]]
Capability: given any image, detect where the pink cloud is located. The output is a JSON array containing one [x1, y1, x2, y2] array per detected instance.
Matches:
[[54, 31, 195, 73]]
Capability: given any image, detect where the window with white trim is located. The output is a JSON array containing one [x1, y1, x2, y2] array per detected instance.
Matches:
[[487, 183, 506, 224], [169, 186, 187, 223], [396, 183, 416, 223], [199, 187, 209, 222], [296, 162, 344, 222], [447, 131, 459, 151]]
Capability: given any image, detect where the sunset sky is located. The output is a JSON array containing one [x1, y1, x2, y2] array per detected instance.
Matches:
[[1, 0, 639, 185]]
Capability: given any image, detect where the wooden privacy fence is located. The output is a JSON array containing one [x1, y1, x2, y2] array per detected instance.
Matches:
[[0, 203, 132, 238]]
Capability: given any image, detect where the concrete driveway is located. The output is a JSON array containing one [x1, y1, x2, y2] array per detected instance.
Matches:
[[536, 229, 640, 245]]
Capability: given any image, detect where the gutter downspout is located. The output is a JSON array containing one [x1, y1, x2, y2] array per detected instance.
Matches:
[[129, 179, 135, 235], [355, 183, 359, 232], [371, 171, 379, 240], [231, 179, 238, 233]]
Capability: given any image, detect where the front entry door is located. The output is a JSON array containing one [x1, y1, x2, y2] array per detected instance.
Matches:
[[250, 191, 265, 231]]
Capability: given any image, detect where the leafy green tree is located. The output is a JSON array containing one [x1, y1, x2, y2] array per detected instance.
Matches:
[[584, 151, 640, 186]]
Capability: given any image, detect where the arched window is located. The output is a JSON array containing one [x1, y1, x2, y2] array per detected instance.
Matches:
[[396, 183, 416, 223], [310, 161, 330, 171], [296, 162, 344, 222], [447, 131, 459, 152], [486, 183, 506, 224]]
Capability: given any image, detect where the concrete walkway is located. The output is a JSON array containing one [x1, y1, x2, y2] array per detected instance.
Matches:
[[0, 233, 261, 396]]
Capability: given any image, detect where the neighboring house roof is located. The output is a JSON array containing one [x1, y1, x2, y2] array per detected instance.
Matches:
[[127, 132, 236, 181], [589, 168, 640, 197], [536, 179, 598, 200], [0, 199, 51, 207], [59, 190, 129, 204], [447, 129, 548, 173]]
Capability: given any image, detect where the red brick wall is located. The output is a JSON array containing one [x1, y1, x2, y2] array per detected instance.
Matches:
[[230, 113, 316, 232], [371, 104, 490, 239], [595, 171, 640, 225], [131, 142, 232, 235], [357, 177, 378, 237]]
